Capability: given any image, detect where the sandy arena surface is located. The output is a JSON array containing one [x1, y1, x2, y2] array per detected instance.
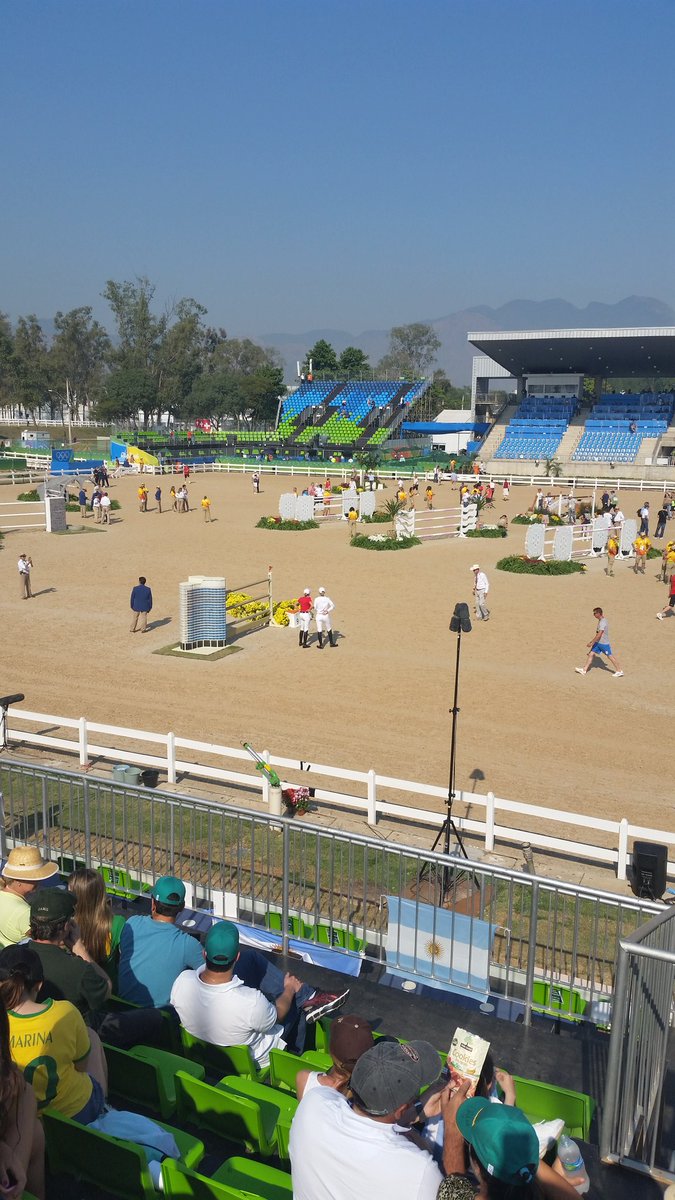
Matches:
[[1, 471, 672, 835]]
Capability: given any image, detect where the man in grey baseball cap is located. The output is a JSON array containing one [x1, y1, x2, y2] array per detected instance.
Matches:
[[290, 1039, 444, 1200]]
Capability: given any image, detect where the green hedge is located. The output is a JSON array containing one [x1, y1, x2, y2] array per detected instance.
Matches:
[[66, 499, 121, 513], [465, 527, 507, 538], [256, 517, 319, 531], [497, 555, 585, 575], [17, 490, 40, 502], [351, 534, 421, 551], [361, 511, 391, 524]]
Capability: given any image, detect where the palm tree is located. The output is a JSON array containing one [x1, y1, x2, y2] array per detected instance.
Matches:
[[381, 497, 405, 538]]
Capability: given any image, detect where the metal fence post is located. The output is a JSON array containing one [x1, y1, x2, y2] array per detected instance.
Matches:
[[599, 943, 631, 1161], [0, 791, 6, 861], [522, 880, 539, 1027], [281, 819, 290, 957], [83, 779, 92, 868]]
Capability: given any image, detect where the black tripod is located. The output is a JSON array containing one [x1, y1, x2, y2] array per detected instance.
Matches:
[[429, 606, 471, 865], [416, 605, 475, 903], [0, 694, 24, 753]]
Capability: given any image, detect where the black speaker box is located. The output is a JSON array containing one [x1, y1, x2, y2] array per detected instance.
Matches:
[[630, 840, 668, 900]]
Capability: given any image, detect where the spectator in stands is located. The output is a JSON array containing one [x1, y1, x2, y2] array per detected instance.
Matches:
[[118, 879, 345, 1031], [28, 888, 164, 1050], [0, 996, 45, 1200], [296, 1013, 373, 1100], [170, 921, 348, 1062], [67, 869, 126, 988], [439, 1089, 579, 1199], [0, 943, 107, 1125], [290, 1039, 445, 1200], [0, 848, 58, 950]]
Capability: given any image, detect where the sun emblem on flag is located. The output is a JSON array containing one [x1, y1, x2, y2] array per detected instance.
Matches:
[[425, 938, 443, 960]]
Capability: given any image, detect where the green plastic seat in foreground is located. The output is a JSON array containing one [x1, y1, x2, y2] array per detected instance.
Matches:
[[268, 1047, 331, 1094], [161, 1159, 247, 1200], [512, 1076, 596, 1140], [217, 1074, 298, 1158], [214, 1156, 293, 1197], [180, 1025, 268, 1081], [105, 1042, 205, 1119], [43, 1109, 204, 1200], [175, 1070, 277, 1156]]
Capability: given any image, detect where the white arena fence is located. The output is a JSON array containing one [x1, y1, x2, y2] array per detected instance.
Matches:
[[396, 500, 478, 540], [524, 517, 638, 562], [2, 705, 674, 884], [0, 499, 46, 532]]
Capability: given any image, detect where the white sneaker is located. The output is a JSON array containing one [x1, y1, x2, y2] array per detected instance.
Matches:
[[656, 613, 664, 620], [613, 671, 624, 677], [574, 668, 586, 675]]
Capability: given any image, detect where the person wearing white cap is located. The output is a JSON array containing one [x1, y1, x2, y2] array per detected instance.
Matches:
[[471, 564, 490, 622], [0, 846, 58, 949], [314, 587, 336, 649], [297, 587, 314, 649]]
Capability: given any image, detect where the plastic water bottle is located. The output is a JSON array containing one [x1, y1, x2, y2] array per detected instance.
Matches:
[[558, 1135, 590, 1194]]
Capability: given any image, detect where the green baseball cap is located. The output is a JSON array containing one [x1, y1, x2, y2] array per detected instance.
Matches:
[[456, 1097, 539, 1187], [205, 921, 239, 967], [151, 876, 186, 906]]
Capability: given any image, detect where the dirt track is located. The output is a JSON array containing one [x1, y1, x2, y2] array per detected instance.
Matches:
[[1, 471, 672, 833]]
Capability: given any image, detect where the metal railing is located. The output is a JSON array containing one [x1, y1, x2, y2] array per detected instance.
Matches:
[[600, 905, 675, 1182], [0, 757, 661, 1026]]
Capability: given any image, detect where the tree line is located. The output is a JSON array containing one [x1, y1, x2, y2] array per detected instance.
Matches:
[[0, 278, 464, 429]]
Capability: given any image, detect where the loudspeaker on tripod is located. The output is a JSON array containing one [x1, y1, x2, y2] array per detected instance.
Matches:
[[630, 840, 668, 900]]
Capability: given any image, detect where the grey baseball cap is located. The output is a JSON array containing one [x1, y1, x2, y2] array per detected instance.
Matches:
[[350, 1039, 441, 1115]]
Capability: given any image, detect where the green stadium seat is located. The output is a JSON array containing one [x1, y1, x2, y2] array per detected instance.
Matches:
[[179, 1026, 268, 1081], [43, 1109, 204, 1200], [161, 1160, 245, 1200], [268, 1047, 331, 1093], [217, 1075, 298, 1158], [98, 864, 151, 900], [532, 981, 588, 1023], [265, 912, 314, 939], [44, 1109, 156, 1200], [213, 1156, 293, 1197], [175, 1071, 277, 1156], [105, 1043, 206, 1118], [512, 1077, 595, 1141]]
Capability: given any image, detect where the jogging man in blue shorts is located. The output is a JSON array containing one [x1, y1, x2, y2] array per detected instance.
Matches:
[[575, 607, 624, 677]]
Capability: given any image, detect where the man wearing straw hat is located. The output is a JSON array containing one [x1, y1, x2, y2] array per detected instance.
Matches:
[[0, 846, 58, 948]]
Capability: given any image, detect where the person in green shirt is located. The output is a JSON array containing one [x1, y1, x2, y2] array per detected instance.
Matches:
[[0, 847, 58, 950]]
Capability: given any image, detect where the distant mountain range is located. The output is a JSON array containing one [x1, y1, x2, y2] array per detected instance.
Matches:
[[257, 296, 675, 384]]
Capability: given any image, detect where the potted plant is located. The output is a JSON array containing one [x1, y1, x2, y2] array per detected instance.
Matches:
[[283, 785, 311, 816]]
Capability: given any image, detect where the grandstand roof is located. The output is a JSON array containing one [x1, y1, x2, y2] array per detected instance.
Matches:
[[467, 326, 675, 378]]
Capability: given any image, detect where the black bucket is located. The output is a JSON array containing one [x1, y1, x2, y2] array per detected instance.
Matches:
[[140, 768, 160, 789]]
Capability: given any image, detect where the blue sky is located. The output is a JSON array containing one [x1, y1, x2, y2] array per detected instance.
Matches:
[[2, 0, 675, 335]]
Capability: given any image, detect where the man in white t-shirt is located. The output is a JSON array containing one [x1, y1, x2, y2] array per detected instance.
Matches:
[[170, 922, 348, 1066], [471, 564, 490, 622], [290, 1040, 444, 1200]]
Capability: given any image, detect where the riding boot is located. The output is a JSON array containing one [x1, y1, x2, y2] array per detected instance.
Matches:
[[298, 631, 304, 648], [303, 631, 309, 647], [329, 631, 337, 647], [317, 633, 324, 649]]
